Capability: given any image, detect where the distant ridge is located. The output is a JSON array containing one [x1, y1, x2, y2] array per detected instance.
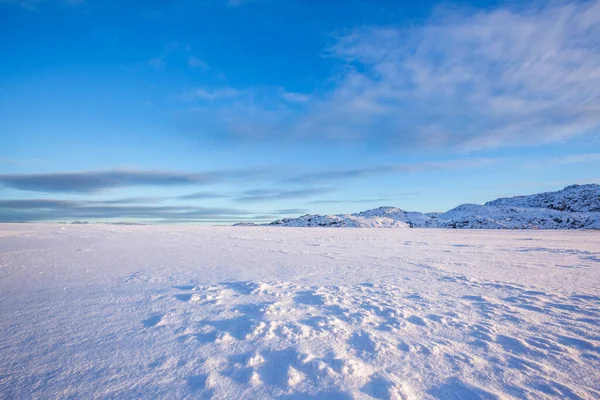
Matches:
[[235, 184, 600, 229]]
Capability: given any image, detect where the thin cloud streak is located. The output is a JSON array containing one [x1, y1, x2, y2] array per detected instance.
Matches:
[[554, 153, 600, 164], [236, 187, 336, 202], [0, 198, 252, 222], [0, 199, 311, 223], [310, 194, 420, 205], [176, 191, 229, 200], [480, 179, 600, 191], [0, 168, 270, 194], [288, 159, 503, 184], [0, 157, 40, 166], [176, 188, 335, 203], [275, 208, 308, 214], [179, 187, 339, 203], [87, 197, 164, 205]]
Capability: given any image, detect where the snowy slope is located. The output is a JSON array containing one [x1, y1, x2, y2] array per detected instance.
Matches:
[[268, 207, 438, 228], [1, 224, 599, 399], [265, 185, 600, 229], [269, 208, 412, 228], [437, 203, 600, 229], [486, 184, 600, 212]]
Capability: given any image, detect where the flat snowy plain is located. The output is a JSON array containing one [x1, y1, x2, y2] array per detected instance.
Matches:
[[1, 224, 599, 399]]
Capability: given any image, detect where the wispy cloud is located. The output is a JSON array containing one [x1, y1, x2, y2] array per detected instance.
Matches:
[[0, 0, 84, 10], [176, 1, 600, 151], [0, 0, 43, 10], [176, 191, 228, 200], [0, 157, 37, 166], [275, 208, 308, 215], [520, 152, 600, 168], [480, 179, 600, 191], [0, 198, 309, 223], [176, 188, 334, 204], [87, 197, 164, 205], [553, 153, 600, 164], [236, 187, 335, 202], [310, 194, 419, 205], [288, 158, 503, 184], [189, 56, 208, 69], [282, 92, 310, 103], [173, 85, 303, 140], [0, 198, 251, 222], [0, 169, 269, 194], [311, 0, 600, 150], [194, 87, 241, 101], [148, 41, 206, 71]]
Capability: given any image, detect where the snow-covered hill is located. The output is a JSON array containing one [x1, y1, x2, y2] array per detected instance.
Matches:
[[269, 207, 412, 228], [255, 184, 600, 229], [437, 203, 599, 229], [485, 184, 600, 212]]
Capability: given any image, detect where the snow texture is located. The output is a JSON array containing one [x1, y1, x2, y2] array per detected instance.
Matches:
[[1, 224, 599, 399], [262, 184, 600, 229]]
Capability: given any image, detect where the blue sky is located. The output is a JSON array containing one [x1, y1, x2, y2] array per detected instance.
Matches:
[[1, 0, 599, 223]]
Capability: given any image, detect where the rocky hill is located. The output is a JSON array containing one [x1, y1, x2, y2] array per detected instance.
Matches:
[[485, 184, 600, 212], [241, 184, 600, 229]]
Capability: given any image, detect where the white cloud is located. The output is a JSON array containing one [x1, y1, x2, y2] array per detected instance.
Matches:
[[194, 87, 240, 101], [176, 1, 600, 151], [282, 92, 310, 103], [314, 0, 600, 150], [189, 56, 208, 69]]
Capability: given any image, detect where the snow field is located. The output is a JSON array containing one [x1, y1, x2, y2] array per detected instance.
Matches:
[[0, 225, 599, 399]]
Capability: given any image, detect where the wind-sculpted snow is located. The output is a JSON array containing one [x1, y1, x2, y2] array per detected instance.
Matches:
[[157, 279, 600, 399], [264, 185, 600, 229], [1, 225, 599, 399]]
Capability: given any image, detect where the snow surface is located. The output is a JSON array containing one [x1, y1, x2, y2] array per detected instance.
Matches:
[[1, 224, 599, 399], [264, 184, 600, 229]]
